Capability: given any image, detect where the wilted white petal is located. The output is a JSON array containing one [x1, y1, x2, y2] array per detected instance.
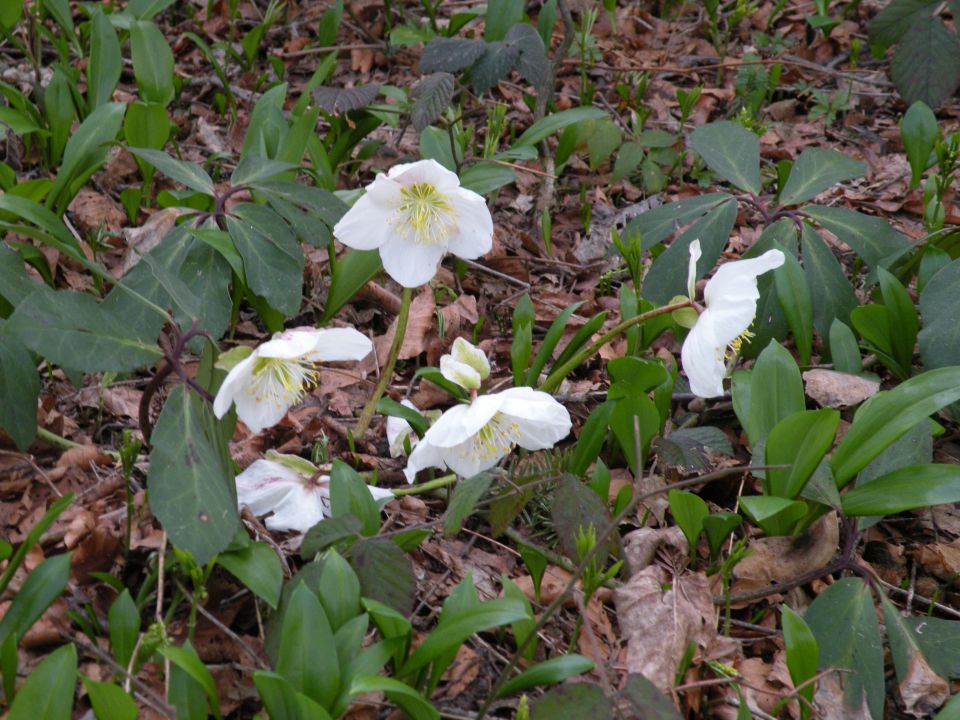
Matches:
[[450, 337, 490, 380], [440, 355, 482, 390], [687, 239, 702, 300], [680, 249, 785, 398]]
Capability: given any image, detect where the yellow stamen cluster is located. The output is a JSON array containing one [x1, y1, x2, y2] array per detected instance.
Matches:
[[727, 329, 755, 359], [470, 413, 522, 462], [246, 356, 320, 407], [393, 182, 455, 245]]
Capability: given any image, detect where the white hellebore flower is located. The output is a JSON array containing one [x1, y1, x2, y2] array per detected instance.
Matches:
[[386, 399, 441, 458], [214, 327, 372, 433], [681, 240, 785, 398], [236, 453, 393, 533], [333, 159, 493, 288], [403, 339, 571, 482]]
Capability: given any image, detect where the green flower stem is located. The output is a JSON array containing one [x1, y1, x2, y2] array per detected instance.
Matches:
[[389, 473, 458, 496], [353, 286, 413, 438], [538, 299, 693, 393], [36, 427, 122, 460]]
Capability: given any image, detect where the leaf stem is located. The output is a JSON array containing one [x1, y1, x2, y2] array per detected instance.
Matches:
[[539, 299, 692, 393], [354, 286, 413, 438], [389, 473, 458, 496]]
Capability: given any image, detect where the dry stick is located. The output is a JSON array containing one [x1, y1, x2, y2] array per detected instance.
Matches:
[[474, 462, 759, 720], [353, 286, 413, 438]]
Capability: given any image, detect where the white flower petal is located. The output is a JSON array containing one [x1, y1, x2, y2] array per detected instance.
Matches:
[[687, 239, 702, 300], [439, 438, 503, 478], [263, 485, 327, 533], [235, 460, 301, 515], [308, 327, 373, 362], [423, 395, 504, 448], [258, 328, 324, 359], [333, 176, 401, 251], [213, 354, 254, 419], [387, 399, 419, 458], [367, 484, 395, 504], [379, 237, 447, 288], [703, 249, 785, 308], [496, 387, 572, 450], [440, 355, 482, 390], [450, 337, 490, 380], [389, 159, 461, 191], [680, 311, 727, 398], [404, 437, 448, 482], [446, 188, 493, 260], [232, 389, 290, 434]]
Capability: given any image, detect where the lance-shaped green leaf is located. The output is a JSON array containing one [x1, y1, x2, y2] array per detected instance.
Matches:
[[689, 121, 761, 194], [801, 224, 858, 343], [0, 335, 39, 450], [842, 464, 960, 516], [802, 205, 911, 269], [127, 148, 214, 195], [87, 10, 122, 109], [778, 148, 865, 206], [8, 642, 76, 720]]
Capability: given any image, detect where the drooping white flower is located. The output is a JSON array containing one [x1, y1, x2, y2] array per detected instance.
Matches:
[[235, 452, 393, 533], [439, 336, 491, 390], [681, 241, 785, 398], [214, 327, 372, 433], [403, 386, 572, 482], [333, 159, 493, 287], [386, 399, 441, 457]]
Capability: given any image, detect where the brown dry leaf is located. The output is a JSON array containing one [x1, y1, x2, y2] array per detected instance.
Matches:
[[119, 207, 183, 276], [803, 370, 880, 408], [64, 508, 96, 549], [47, 444, 114, 481], [737, 654, 798, 718], [733, 512, 839, 589], [814, 670, 872, 719], [69, 188, 126, 233], [621, 525, 688, 572], [613, 565, 718, 694], [434, 644, 480, 699], [917, 541, 960, 579], [899, 650, 949, 717]]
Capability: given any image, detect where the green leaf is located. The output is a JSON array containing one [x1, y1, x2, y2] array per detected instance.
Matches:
[[254, 671, 334, 720], [227, 204, 304, 318], [484, 0, 523, 40], [8, 643, 76, 720], [43, 68, 74, 165], [902, 101, 938, 188], [505, 22, 549, 85], [126, 148, 214, 195], [0, 553, 71, 649], [919, 257, 960, 369], [300, 514, 362, 558], [868, 0, 937, 49], [410, 72, 455, 131], [230, 156, 298, 186], [801, 224, 858, 342], [513, 106, 608, 148], [47, 102, 126, 212], [765, 410, 839, 499], [459, 161, 516, 194], [619, 674, 683, 719], [41, 0, 75, 36], [689, 121, 761, 194], [349, 538, 415, 614], [248, 181, 349, 227], [830, 367, 960, 488], [747, 340, 805, 446], [829, 319, 861, 372], [130, 20, 175, 106], [841, 464, 960, 516], [5, 287, 161, 372], [320, 250, 382, 323], [532, 682, 613, 719], [781, 605, 818, 720], [570, 400, 614, 476], [82, 679, 137, 720], [444, 473, 494, 536], [642, 198, 737, 304], [317, 549, 360, 631], [404, 598, 530, 674], [330, 460, 380, 536], [216, 541, 283, 610], [0, 335, 38, 450], [774, 249, 813, 365], [702, 513, 741, 559], [87, 10, 122, 109], [124, 103, 171, 181], [878, 267, 918, 377], [740, 496, 808, 536], [108, 590, 140, 669], [148, 386, 239, 565], [550, 475, 612, 564], [497, 655, 595, 698], [805, 578, 884, 719], [350, 676, 438, 720], [778, 148, 865, 206], [802, 205, 911, 269], [668, 489, 708, 554], [613, 141, 645, 183], [277, 584, 339, 709], [623, 193, 732, 251], [419, 37, 487, 73], [159, 644, 222, 720], [526, 301, 584, 385], [891, 16, 960, 109]]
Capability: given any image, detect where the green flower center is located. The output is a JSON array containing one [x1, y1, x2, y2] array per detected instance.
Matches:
[[394, 182, 455, 245], [474, 412, 522, 461], [247, 356, 320, 407]]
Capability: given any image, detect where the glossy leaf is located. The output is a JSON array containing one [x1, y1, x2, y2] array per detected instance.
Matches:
[[217, 541, 283, 610], [82, 679, 137, 720], [320, 250, 382, 323], [87, 10, 121, 109], [0, 336, 38, 450], [689, 121, 761, 194], [774, 250, 813, 365], [765, 409, 839, 499], [8, 642, 76, 720], [277, 584, 339, 709], [739, 496, 808, 537], [841, 464, 960, 516], [668, 489, 708, 555], [497, 655, 595, 698], [902, 101, 938, 188], [746, 340, 805, 446], [159, 644, 222, 720], [781, 605, 818, 720], [778, 147, 865, 206]]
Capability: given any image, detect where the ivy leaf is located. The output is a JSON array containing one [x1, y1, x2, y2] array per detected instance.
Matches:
[[420, 38, 487, 73], [312, 85, 381, 114], [410, 73, 455, 131]]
